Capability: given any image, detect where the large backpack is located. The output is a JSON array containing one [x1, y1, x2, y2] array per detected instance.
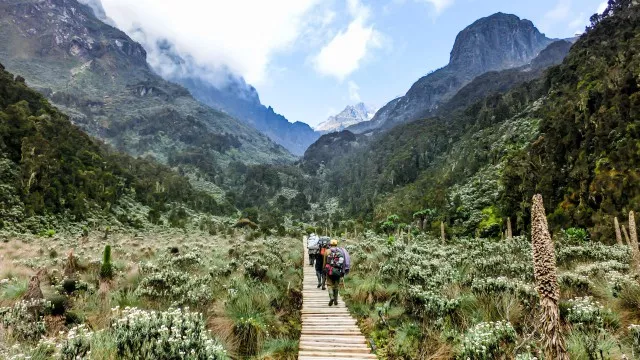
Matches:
[[307, 235, 320, 250], [318, 237, 330, 255], [325, 248, 345, 278], [339, 247, 351, 275]]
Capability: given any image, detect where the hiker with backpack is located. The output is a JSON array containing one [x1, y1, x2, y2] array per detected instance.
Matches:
[[307, 233, 320, 266], [323, 239, 351, 306], [315, 237, 330, 289]]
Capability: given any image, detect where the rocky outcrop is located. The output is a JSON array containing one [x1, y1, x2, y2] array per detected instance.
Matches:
[[347, 13, 553, 134]]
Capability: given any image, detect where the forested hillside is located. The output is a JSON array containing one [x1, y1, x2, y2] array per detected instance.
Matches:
[[0, 0, 294, 200], [502, 1, 640, 239], [302, 1, 640, 241], [0, 64, 232, 233]]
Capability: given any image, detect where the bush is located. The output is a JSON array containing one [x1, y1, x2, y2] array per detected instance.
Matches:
[[459, 321, 517, 359], [562, 228, 590, 244], [59, 324, 92, 360], [0, 299, 51, 342], [135, 253, 212, 307], [225, 283, 275, 357], [46, 293, 68, 316], [110, 307, 228, 359]]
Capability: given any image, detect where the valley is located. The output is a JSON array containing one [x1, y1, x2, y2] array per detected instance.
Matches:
[[1, 0, 640, 359]]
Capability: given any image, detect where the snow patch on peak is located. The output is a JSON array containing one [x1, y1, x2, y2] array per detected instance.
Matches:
[[315, 103, 377, 133]]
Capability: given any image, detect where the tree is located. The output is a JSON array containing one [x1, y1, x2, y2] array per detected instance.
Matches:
[[413, 208, 436, 231]]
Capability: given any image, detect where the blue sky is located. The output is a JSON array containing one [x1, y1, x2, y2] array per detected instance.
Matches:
[[101, 0, 607, 127]]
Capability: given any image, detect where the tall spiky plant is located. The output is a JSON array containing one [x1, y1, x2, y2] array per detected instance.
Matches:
[[614, 217, 623, 245], [507, 217, 513, 239], [440, 221, 446, 244], [100, 244, 113, 280], [629, 211, 640, 272], [531, 194, 568, 360]]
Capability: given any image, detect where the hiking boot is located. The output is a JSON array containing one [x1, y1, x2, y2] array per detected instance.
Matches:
[[321, 286, 326, 290], [328, 300, 334, 306], [317, 284, 321, 288]]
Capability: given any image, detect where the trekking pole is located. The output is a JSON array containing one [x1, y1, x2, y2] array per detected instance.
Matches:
[[341, 276, 348, 291]]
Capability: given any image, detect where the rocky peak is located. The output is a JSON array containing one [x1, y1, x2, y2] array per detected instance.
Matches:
[[449, 12, 551, 75], [0, 0, 147, 67], [315, 103, 376, 133]]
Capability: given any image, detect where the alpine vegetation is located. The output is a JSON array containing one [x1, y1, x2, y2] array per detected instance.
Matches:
[[2, 0, 640, 359]]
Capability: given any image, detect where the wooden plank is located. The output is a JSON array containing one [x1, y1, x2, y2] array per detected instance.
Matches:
[[299, 238, 377, 360], [299, 351, 376, 359]]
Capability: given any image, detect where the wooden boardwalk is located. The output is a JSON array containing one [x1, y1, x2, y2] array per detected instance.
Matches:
[[299, 242, 376, 360]]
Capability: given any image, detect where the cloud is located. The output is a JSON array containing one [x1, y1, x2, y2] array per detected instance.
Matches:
[[312, 0, 383, 80], [348, 81, 361, 102], [544, 0, 572, 23], [100, 0, 321, 84], [597, 1, 608, 14], [417, 0, 455, 14]]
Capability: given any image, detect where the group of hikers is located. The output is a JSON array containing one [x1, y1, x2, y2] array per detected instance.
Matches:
[[306, 233, 350, 306]]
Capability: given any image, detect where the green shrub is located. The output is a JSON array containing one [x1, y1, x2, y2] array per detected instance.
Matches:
[[0, 278, 28, 300], [46, 293, 68, 316], [38, 229, 55, 237], [562, 228, 590, 244], [225, 283, 274, 357], [100, 244, 113, 280]]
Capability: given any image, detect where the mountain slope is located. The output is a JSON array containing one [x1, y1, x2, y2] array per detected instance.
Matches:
[[301, 38, 571, 190], [0, 63, 232, 233], [315, 103, 376, 134], [167, 68, 319, 156], [310, 2, 640, 241], [0, 0, 294, 177], [347, 12, 553, 134]]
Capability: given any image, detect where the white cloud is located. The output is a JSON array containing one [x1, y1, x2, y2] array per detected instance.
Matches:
[[100, 0, 321, 84], [597, 1, 608, 14], [544, 0, 572, 23], [348, 81, 361, 102], [418, 0, 455, 14], [312, 0, 383, 80], [568, 13, 586, 33]]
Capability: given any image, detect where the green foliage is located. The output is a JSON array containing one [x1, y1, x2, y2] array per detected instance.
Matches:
[[502, 2, 640, 238], [38, 229, 55, 238], [0, 65, 234, 232], [100, 244, 113, 280], [562, 228, 590, 244], [477, 206, 502, 237]]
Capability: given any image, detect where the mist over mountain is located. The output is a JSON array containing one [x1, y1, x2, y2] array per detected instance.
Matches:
[[347, 12, 554, 134], [120, 31, 320, 156], [315, 103, 376, 134], [0, 0, 293, 177]]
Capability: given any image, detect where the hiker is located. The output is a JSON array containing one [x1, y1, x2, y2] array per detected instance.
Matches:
[[324, 239, 345, 306], [315, 238, 329, 289], [307, 233, 319, 266]]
